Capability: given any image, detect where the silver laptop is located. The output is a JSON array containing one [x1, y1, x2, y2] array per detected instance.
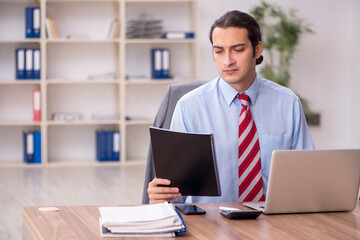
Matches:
[[244, 149, 360, 214]]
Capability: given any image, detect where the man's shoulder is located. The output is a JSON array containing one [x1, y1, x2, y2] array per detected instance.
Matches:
[[258, 77, 299, 100], [178, 77, 218, 103]]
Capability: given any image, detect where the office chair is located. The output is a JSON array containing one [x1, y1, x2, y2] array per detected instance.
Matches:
[[141, 80, 207, 204]]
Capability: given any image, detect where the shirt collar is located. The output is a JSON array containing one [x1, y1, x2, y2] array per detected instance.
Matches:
[[219, 73, 260, 106]]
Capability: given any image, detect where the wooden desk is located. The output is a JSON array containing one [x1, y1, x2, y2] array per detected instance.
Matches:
[[23, 202, 360, 240]]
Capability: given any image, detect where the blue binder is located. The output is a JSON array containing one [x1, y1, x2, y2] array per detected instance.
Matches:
[[33, 131, 41, 164], [32, 7, 41, 38], [96, 131, 107, 161], [112, 131, 120, 161], [106, 131, 113, 161], [162, 49, 170, 78], [25, 7, 33, 38], [163, 31, 195, 39], [33, 48, 41, 79], [151, 48, 163, 79], [16, 48, 26, 79], [25, 48, 34, 79], [151, 48, 171, 79], [23, 131, 34, 163]]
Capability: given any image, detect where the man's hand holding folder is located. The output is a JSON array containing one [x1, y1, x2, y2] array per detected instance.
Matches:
[[148, 178, 182, 204]]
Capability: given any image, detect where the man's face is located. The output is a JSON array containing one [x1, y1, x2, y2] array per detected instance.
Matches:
[[212, 27, 262, 92]]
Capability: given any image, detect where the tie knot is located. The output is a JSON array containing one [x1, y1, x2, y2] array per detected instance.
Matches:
[[236, 93, 250, 107]]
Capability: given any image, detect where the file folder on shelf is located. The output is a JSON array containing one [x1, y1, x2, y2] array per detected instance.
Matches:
[[25, 7, 33, 38], [151, 49, 162, 79], [33, 49, 41, 79], [25, 7, 40, 38], [25, 49, 33, 79], [151, 48, 170, 79], [23, 131, 41, 164], [162, 49, 170, 78], [112, 131, 120, 161], [32, 7, 40, 38], [33, 131, 41, 163], [16, 48, 26, 79], [33, 89, 41, 122], [96, 130, 120, 161], [23, 132, 34, 163], [163, 31, 195, 39]]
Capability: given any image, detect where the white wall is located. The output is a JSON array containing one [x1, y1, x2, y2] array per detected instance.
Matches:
[[197, 0, 360, 149]]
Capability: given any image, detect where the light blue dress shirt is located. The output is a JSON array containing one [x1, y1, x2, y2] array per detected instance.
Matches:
[[170, 75, 314, 203]]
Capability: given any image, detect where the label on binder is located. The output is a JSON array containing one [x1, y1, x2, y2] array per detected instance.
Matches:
[[27, 133, 34, 155], [25, 49, 33, 79], [33, 89, 41, 121], [33, 8, 40, 38], [113, 131, 120, 153]]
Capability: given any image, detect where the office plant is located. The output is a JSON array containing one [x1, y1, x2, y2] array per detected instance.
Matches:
[[251, 1, 319, 125]]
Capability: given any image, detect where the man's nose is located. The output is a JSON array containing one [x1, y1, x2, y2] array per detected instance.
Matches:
[[223, 52, 235, 66]]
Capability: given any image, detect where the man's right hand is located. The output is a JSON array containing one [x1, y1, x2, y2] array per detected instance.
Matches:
[[147, 178, 181, 204]]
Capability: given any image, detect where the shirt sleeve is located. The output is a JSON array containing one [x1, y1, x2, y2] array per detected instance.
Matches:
[[170, 100, 188, 132], [291, 98, 315, 150]]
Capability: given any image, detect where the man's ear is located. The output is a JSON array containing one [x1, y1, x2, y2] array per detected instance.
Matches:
[[255, 41, 262, 58]]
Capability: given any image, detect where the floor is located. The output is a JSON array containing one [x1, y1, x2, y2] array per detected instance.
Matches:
[[0, 165, 146, 240]]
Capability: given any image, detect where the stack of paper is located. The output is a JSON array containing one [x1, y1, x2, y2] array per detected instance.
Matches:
[[126, 14, 163, 39], [99, 202, 186, 237]]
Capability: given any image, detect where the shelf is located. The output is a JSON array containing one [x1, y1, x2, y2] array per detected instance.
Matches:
[[0, 39, 41, 43], [46, 39, 120, 43], [125, 38, 196, 44], [0, 121, 41, 126], [125, 0, 194, 3], [0, 161, 42, 168], [46, 79, 119, 85], [0, 80, 41, 85], [0, 0, 199, 166], [47, 120, 119, 126], [47, 0, 119, 3], [45, 160, 121, 167], [125, 118, 153, 126], [125, 78, 193, 85]]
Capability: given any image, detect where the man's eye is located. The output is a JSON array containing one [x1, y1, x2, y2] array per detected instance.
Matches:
[[214, 50, 223, 54], [234, 48, 244, 52]]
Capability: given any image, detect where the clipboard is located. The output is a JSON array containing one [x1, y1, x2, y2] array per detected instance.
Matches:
[[150, 127, 221, 196]]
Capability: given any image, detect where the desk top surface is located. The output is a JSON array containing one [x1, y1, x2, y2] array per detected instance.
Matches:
[[23, 202, 360, 240]]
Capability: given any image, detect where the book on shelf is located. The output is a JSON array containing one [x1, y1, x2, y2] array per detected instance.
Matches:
[[45, 18, 59, 39], [151, 48, 170, 79], [23, 131, 41, 164], [25, 7, 40, 38], [33, 89, 41, 122], [16, 48, 41, 80], [99, 202, 186, 237], [163, 31, 195, 39], [96, 130, 120, 162], [16, 48, 25, 79], [25, 49, 33, 79], [107, 19, 120, 39]]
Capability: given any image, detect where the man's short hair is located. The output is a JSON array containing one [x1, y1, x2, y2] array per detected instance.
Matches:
[[209, 10, 263, 65]]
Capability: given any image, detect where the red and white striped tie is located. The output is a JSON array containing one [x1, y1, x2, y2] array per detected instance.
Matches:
[[237, 93, 265, 202]]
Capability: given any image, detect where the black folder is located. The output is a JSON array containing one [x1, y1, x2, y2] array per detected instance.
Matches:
[[150, 127, 221, 196]]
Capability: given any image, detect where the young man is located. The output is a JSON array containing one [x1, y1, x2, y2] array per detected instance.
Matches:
[[148, 10, 314, 204]]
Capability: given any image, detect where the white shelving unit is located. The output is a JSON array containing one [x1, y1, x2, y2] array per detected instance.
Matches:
[[0, 0, 199, 167]]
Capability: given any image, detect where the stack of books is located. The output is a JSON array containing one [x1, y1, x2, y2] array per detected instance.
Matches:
[[99, 202, 186, 237]]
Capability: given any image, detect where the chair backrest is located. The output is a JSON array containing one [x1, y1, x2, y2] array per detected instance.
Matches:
[[141, 80, 207, 204]]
